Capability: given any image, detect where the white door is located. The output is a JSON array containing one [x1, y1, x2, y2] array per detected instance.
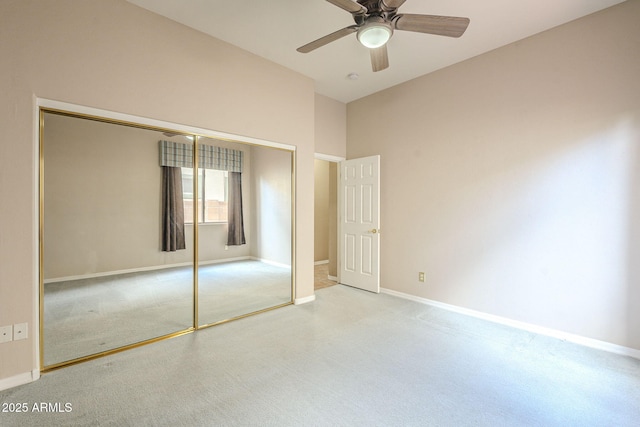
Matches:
[[338, 155, 380, 293]]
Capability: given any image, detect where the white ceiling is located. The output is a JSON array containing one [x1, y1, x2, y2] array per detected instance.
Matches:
[[127, 0, 624, 103]]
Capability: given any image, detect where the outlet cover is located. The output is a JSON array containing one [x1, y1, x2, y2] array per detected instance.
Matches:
[[13, 323, 28, 340], [0, 325, 12, 343]]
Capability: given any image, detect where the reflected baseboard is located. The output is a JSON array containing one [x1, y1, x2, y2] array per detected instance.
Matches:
[[250, 257, 291, 270], [44, 256, 253, 284]]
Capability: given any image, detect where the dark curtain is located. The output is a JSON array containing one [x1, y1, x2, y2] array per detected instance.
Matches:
[[227, 171, 246, 246], [162, 166, 186, 251]]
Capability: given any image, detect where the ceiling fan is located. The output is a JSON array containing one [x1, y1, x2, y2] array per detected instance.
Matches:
[[297, 0, 470, 72]]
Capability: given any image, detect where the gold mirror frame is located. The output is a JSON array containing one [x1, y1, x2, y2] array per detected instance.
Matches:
[[39, 107, 296, 371]]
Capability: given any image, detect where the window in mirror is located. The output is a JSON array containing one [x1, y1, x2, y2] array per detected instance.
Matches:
[[182, 167, 228, 224]]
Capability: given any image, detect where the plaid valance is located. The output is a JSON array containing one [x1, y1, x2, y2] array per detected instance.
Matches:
[[159, 140, 193, 168], [159, 141, 243, 172], [199, 144, 243, 173]]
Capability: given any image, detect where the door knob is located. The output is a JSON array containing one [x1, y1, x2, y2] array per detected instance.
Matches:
[[369, 228, 380, 234]]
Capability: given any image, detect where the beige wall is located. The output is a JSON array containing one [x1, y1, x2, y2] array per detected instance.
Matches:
[[250, 146, 293, 267], [313, 160, 338, 274], [0, 0, 315, 383], [314, 160, 330, 262], [315, 94, 347, 158], [348, 1, 640, 350]]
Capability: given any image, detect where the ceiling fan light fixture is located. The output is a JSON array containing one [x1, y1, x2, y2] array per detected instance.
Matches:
[[296, 0, 470, 73], [357, 21, 393, 49]]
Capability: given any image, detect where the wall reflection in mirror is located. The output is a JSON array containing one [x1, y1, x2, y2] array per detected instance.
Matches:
[[41, 110, 293, 368], [197, 138, 293, 326]]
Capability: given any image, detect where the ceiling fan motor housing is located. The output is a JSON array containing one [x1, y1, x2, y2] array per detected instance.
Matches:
[[353, 0, 401, 25], [358, 0, 398, 14]]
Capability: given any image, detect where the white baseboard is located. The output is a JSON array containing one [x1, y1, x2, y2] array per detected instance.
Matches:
[[294, 294, 316, 305], [314, 260, 329, 265], [328, 275, 338, 281], [0, 370, 39, 392], [250, 257, 291, 270], [44, 257, 253, 284], [381, 288, 640, 360]]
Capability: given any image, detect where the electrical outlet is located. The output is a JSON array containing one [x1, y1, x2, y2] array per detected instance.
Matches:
[[418, 272, 425, 282], [13, 323, 28, 340], [0, 325, 12, 343]]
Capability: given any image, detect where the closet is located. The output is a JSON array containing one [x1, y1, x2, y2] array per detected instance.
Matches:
[[40, 109, 294, 369]]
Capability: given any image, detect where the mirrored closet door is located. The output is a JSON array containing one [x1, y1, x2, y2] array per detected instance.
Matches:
[[40, 110, 294, 369], [197, 138, 293, 326]]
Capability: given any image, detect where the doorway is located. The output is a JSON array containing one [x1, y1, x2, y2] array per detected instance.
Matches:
[[314, 156, 340, 290], [314, 154, 381, 293]]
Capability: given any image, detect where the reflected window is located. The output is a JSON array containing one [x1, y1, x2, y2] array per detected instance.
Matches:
[[182, 167, 228, 224]]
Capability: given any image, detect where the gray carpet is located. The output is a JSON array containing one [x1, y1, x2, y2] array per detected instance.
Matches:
[[3, 285, 639, 426], [44, 260, 291, 366]]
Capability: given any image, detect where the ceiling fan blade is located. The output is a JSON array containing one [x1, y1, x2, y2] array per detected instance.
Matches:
[[326, 0, 367, 15], [297, 26, 358, 53], [394, 14, 470, 38], [381, 0, 406, 10], [370, 45, 389, 72]]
